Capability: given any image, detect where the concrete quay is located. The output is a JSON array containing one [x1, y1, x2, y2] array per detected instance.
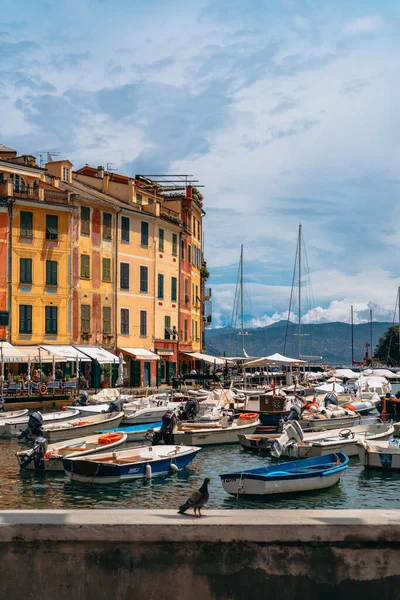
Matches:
[[0, 509, 399, 599]]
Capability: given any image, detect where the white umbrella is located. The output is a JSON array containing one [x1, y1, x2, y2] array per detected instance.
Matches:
[[76, 355, 80, 387], [116, 353, 124, 387], [0, 348, 4, 397], [52, 354, 56, 382], [315, 383, 345, 394], [27, 355, 31, 394]]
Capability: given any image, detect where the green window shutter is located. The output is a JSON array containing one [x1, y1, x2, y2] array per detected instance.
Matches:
[[46, 215, 59, 240], [103, 307, 111, 334], [140, 266, 148, 292], [157, 274, 164, 299], [140, 310, 147, 336], [46, 260, 58, 285], [102, 258, 111, 282], [81, 207, 90, 235], [20, 211, 33, 237], [81, 305, 91, 332], [188, 245, 191, 264], [120, 263, 129, 290], [159, 229, 164, 252], [20, 258, 32, 284], [121, 309, 129, 335], [45, 306, 57, 334], [81, 255, 90, 278], [141, 221, 149, 246], [121, 217, 130, 242], [19, 304, 32, 334], [172, 233, 178, 256], [103, 213, 112, 240], [171, 277, 177, 301]]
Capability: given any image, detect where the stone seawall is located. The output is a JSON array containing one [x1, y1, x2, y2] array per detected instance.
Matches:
[[0, 510, 399, 599]]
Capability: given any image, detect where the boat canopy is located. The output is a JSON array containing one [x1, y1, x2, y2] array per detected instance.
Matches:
[[315, 382, 345, 393], [119, 348, 160, 361], [368, 369, 398, 379], [356, 376, 390, 391], [334, 368, 360, 379], [243, 353, 306, 368], [74, 346, 121, 364]]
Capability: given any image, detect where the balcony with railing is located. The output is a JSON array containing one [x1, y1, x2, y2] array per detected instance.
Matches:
[[204, 300, 212, 327], [43, 188, 69, 203], [203, 287, 212, 300], [160, 205, 182, 225]]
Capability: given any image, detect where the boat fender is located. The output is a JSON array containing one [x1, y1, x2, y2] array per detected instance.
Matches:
[[169, 462, 179, 472], [239, 412, 259, 421], [98, 433, 123, 444], [343, 404, 357, 412], [145, 464, 152, 479]]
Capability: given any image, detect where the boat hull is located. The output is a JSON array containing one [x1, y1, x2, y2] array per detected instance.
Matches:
[[173, 421, 259, 446], [1, 410, 80, 436], [357, 443, 400, 470], [44, 412, 124, 442], [300, 415, 359, 431], [98, 422, 162, 443], [221, 471, 343, 496]]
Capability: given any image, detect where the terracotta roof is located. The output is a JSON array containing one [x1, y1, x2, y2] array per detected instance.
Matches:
[[0, 144, 16, 153]]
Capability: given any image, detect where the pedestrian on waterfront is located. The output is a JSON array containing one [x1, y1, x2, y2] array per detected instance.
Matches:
[[55, 367, 63, 380]]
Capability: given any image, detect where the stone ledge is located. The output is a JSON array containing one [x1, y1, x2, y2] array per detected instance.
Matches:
[[0, 509, 399, 544]]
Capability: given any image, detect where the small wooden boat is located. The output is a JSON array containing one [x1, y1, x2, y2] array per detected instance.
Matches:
[[220, 452, 349, 496], [63, 444, 201, 483], [357, 438, 400, 470], [43, 412, 124, 442], [2, 410, 80, 436], [173, 415, 260, 446], [0, 409, 28, 425], [17, 432, 128, 471], [97, 422, 162, 443], [300, 414, 359, 431]]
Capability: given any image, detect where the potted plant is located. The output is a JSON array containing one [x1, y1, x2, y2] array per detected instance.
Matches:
[[101, 364, 112, 388]]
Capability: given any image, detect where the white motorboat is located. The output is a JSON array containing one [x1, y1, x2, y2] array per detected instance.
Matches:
[[42, 412, 124, 442], [300, 414, 359, 431], [2, 410, 80, 436], [0, 410, 28, 426], [17, 431, 128, 471], [357, 438, 400, 470], [271, 421, 394, 458], [173, 415, 260, 446]]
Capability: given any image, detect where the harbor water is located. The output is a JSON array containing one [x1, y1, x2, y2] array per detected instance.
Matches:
[[2, 435, 400, 510]]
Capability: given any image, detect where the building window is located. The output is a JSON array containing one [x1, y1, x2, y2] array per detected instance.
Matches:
[[81, 254, 90, 279], [171, 276, 177, 301], [120, 308, 129, 335], [141, 221, 149, 247], [19, 304, 32, 334], [136, 193, 143, 205], [45, 306, 58, 334], [184, 318, 188, 342], [188, 244, 191, 264], [172, 233, 178, 256], [121, 216, 130, 242], [181, 240, 185, 260], [62, 167, 70, 182], [81, 305, 91, 333], [102, 257, 111, 282], [140, 266, 148, 293], [198, 221, 201, 241], [46, 214, 59, 240], [140, 310, 147, 337], [195, 319, 198, 341], [20, 258, 32, 284], [103, 212, 112, 240], [20, 211, 33, 237], [120, 262, 130, 290], [159, 228, 164, 252], [80, 206, 90, 235], [103, 306, 111, 334], [46, 260, 58, 286], [196, 285, 199, 306], [157, 273, 164, 299], [192, 283, 195, 306], [165, 315, 172, 340], [193, 216, 196, 235], [10, 173, 25, 193]]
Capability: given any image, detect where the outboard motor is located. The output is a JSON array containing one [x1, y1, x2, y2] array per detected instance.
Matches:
[[105, 398, 124, 413], [74, 391, 88, 407], [324, 392, 338, 407], [180, 398, 199, 421], [19, 436, 48, 470], [286, 404, 302, 422], [18, 411, 44, 440], [152, 410, 176, 446]]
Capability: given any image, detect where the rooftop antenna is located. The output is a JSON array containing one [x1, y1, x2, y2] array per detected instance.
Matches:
[[46, 151, 60, 163], [106, 162, 117, 172], [35, 151, 60, 167]]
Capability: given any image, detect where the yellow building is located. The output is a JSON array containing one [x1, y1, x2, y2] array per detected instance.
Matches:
[[0, 154, 71, 346]]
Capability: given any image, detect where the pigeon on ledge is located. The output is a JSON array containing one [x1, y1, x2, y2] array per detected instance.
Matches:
[[178, 478, 210, 517]]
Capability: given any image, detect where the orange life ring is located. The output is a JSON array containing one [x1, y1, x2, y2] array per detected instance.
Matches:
[[305, 403, 318, 410], [343, 404, 357, 412], [72, 420, 90, 427], [44, 450, 61, 459], [98, 432, 124, 444], [239, 412, 259, 421], [39, 383, 47, 395]]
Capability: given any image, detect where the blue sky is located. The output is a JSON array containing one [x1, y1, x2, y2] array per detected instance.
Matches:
[[1, 0, 400, 327]]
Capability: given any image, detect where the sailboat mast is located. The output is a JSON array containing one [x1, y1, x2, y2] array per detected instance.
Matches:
[[398, 287, 400, 366], [369, 308, 373, 365], [351, 305, 354, 364], [240, 244, 244, 356], [298, 224, 302, 359]]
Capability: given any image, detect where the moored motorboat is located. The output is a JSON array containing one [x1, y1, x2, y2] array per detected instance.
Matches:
[[173, 414, 260, 446], [0, 409, 29, 429], [220, 452, 349, 496], [63, 444, 201, 483], [17, 431, 128, 471], [357, 438, 400, 470], [97, 422, 162, 443], [2, 409, 80, 436], [43, 412, 124, 442]]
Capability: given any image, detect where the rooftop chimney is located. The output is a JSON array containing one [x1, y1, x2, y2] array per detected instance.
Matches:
[[97, 166, 104, 179]]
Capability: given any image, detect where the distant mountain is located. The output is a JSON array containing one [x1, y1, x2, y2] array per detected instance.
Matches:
[[205, 321, 393, 364]]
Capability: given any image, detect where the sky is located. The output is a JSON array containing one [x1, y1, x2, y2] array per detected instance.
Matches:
[[1, 0, 400, 328]]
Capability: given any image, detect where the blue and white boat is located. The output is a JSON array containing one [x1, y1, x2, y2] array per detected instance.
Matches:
[[63, 444, 201, 484], [220, 452, 349, 496], [97, 422, 162, 443]]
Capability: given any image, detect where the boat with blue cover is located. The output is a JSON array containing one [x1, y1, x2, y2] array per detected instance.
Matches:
[[220, 452, 349, 496], [97, 422, 162, 443], [63, 444, 201, 483]]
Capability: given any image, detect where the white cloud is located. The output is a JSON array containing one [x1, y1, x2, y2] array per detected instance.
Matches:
[[344, 16, 385, 37]]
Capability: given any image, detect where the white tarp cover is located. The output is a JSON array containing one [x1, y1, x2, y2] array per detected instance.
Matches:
[[17, 346, 68, 363], [182, 352, 228, 365], [244, 353, 306, 368], [334, 369, 360, 379], [0, 342, 25, 363], [315, 382, 345, 393], [370, 369, 398, 379], [120, 348, 160, 361], [74, 346, 121, 364], [201, 389, 235, 406], [90, 388, 120, 403], [356, 376, 390, 390], [42, 345, 91, 362]]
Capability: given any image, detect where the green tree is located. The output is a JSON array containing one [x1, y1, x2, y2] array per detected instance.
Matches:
[[375, 325, 400, 365]]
